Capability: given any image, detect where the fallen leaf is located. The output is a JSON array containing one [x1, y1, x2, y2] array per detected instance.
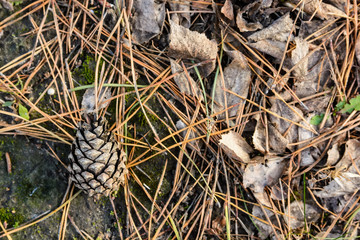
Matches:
[[219, 131, 253, 163], [221, 0, 234, 21], [253, 191, 271, 207], [0, 0, 13, 11], [252, 114, 289, 154], [170, 59, 202, 99], [291, 0, 347, 20], [131, 0, 165, 44], [213, 48, 251, 119], [236, 10, 263, 32], [248, 13, 294, 42], [291, 37, 309, 80], [298, 114, 321, 166], [315, 140, 360, 198], [243, 156, 285, 193], [269, 99, 304, 148], [248, 40, 287, 60], [284, 201, 320, 229], [169, 0, 191, 28], [252, 206, 277, 239], [81, 87, 111, 114], [326, 143, 340, 166], [18, 103, 29, 120], [168, 20, 218, 77]]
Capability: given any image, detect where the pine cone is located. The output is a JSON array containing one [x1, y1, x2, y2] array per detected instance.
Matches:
[[68, 117, 127, 199]]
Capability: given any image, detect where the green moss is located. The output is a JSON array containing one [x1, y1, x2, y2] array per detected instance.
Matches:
[[0, 208, 25, 228], [73, 55, 105, 85]]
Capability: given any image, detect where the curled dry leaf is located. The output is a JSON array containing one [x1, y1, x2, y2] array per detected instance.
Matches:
[[291, 37, 309, 81], [253, 191, 271, 207], [290, 0, 346, 20], [81, 88, 112, 114], [253, 114, 289, 154], [284, 201, 320, 229], [213, 49, 251, 119], [355, 35, 360, 64], [243, 156, 285, 193], [221, 0, 234, 21], [219, 131, 253, 163], [315, 140, 360, 198], [236, 10, 263, 32], [248, 13, 294, 42], [169, 0, 191, 28], [168, 20, 218, 77], [170, 59, 202, 99], [131, 0, 165, 44], [269, 99, 304, 148]]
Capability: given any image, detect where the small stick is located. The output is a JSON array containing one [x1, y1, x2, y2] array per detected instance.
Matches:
[[5, 152, 11, 174]]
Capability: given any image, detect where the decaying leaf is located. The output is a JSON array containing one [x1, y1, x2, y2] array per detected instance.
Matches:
[[252, 206, 277, 240], [243, 156, 285, 193], [291, 37, 309, 80], [284, 201, 320, 229], [221, 0, 234, 21], [248, 40, 287, 60], [315, 140, 360, 198], [219, 131, 253, 163], [253, 114, 289, 154], [269, 99, 304, 148], [168, 20, 218, 77], [170, 59, 202, 99], [253, 191, 271, 207], [81, 88, 111, 114], [248, 13, 294, 42], [236, 10, 263, 32], [213, 49, 251, 119], [0, 0, 13, 11], [298, 114, 321, 166], [291, 0, 346, 20], [131, 0, 165, 44], [169, 0, 191, 28], [326, 143, 340, 166]]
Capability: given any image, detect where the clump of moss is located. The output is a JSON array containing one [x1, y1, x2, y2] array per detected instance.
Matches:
[[73, 55, 105, 85], [0, 208, 24, 228]]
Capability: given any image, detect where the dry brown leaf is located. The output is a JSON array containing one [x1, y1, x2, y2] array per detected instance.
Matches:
[[284, 201, 320, 229], [219, 131, 253, 163], [0, 0, 13, 11], [248, 40, 287, 60], [253, 191, 271, 207], [269, 99, 303, 148], [243, 156, 285, 193], [169, 20, 218, 77], [252, 206, 277, 239], [326, 143, 340, 166], [315, 140, 360, 198], [236, 10, 263, 32], [221, 0, 234, 21], [81, 88, 111, 114], [252, 114, 289, 154], [301, 95, 331, 113], [292, 0, 347, 20], [169, 0, 191, 28], [248, 13, 294, 42], [291, 37, 309, 80], [170, 59, 202, 99], [213, 49, 251, 119], [298, 114, 321, 166], [131, 0, 165, 44]]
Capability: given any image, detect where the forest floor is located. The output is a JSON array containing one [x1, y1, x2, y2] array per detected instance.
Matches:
[[0, 0, 360, 239]]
